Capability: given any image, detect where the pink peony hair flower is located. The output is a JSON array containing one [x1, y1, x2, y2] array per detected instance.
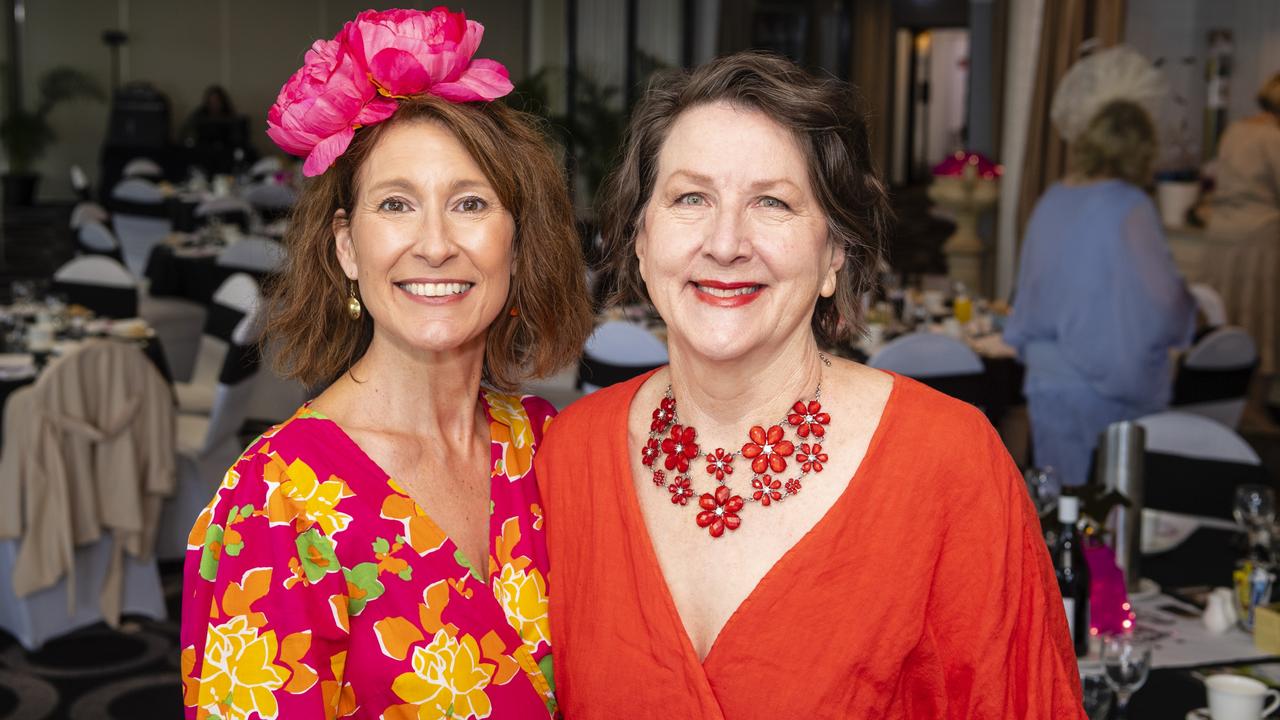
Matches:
[[266, 38, 397, 177], [265, 7, 512, 177], [342, 7, 514, 102]]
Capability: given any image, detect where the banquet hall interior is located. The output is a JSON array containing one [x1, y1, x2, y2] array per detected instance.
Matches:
[[1, 0, 1279, 717]]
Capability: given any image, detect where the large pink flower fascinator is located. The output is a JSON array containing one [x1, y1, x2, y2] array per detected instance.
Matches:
[[266, 7, 514, 177]]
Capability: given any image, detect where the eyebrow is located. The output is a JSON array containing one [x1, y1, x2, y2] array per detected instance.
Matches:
[[664, 169, 803, 194], [362, 176, 493, 196]]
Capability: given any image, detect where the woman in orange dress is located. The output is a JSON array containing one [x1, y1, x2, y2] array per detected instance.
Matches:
[[535, 52, 1084, 718]]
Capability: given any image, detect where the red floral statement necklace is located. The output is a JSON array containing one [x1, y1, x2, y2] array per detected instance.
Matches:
[[640, 354, 833, 538]]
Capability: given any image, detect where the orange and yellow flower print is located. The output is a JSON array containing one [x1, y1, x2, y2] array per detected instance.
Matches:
[[197, 615, 291, 720], [391, 629, 496, 720], [495, 565, 551, 651]]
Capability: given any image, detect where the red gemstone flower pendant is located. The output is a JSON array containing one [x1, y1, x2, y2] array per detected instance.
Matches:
[[696, 485, 745, 537]]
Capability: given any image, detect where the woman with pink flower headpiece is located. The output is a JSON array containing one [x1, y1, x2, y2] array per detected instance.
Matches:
[[179, 8, 590, 719]]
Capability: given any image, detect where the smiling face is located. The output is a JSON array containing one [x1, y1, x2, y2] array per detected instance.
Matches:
[[635, 102, 843, 362], [334, 119, 514, 358]]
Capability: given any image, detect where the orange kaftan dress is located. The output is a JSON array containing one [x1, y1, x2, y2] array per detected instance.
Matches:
[[535, 371, 1084, 719]]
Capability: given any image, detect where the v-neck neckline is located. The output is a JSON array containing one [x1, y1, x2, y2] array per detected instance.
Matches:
[[303, 392, 500, 583], [614, 369, 901, 670]]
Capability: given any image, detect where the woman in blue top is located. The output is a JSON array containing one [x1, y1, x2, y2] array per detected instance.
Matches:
[[1004, 100, 1195, 487]]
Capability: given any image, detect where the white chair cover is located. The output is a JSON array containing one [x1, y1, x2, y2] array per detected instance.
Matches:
[[77, 220, 120, 254], [866, 332, 984, 377], [54, 255, 136, 287], [579, 321, 668, 394], [69, 201, 109, 230], [244, 182, 297, 210], [159, 274, 264, 560], [111, 179, 171, 276], [1174, 326, 1258, 428], [195, 196, 255, 219], [249, 156, 283, 178], [1190, 283, 1228, 327], [122, 157, 163, 179], [1135, 411, 1261, 554], [217, 237, 285, 274]]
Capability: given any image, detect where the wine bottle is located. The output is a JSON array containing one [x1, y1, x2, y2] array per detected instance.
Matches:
[[1055, 496, 1091, 656]]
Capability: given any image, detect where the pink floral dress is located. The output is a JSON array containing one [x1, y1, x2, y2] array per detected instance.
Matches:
[[179, 392, 557, 720]]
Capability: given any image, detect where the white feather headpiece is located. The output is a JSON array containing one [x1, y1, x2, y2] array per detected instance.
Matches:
[[1050, 45, 1170, 142]]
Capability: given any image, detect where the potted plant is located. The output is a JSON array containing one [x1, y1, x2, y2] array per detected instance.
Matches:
[[1, 66, 104, 206]]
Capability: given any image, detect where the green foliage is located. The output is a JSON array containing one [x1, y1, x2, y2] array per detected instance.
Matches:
[[1, 66, 103, 174], [508, 51, 671, 210]]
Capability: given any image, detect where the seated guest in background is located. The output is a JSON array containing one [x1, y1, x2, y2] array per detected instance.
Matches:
[[1204, 72, 1280, 425], [180, 9, 589, 719], [536, 51, 1083, 718], [179, 84, 255, 175], [1005, 99, 1194, 487]]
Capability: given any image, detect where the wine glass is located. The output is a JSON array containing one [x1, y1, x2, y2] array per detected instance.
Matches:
[[1024, 466, 1062, 517], [1102, 635, 1151, 717], [1235, 485, 1276, 554]]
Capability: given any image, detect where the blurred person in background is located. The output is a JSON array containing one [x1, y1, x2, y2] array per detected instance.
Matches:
[[1005, 99, 1195, 487], [1203, 72, 1280, 425]]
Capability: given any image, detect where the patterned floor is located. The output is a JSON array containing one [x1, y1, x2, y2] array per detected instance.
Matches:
[[0, 564, 184, 720]]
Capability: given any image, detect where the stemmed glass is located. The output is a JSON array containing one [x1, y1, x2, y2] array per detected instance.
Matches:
[[1102, 635, 1151, 717], [1235, 485, 1276, 557]]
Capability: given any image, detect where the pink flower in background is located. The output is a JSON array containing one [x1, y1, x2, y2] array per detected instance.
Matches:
[[266, 37, 397, 176], [342, 7, 513, 102]]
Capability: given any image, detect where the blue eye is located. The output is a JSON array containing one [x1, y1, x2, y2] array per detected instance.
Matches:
[[676, 193, 706, 206], [379, 198, 408, 213], [759, 196, 790, 210]]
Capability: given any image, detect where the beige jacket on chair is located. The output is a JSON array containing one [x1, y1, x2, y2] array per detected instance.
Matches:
[[0, 339, 175, 625]]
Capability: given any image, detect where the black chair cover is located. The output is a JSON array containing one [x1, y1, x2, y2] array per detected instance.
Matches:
[[577, 354, 662, 390], [51, 280, 138, 319]]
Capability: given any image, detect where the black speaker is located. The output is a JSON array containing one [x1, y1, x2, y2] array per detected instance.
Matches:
[[106, 82, 171, 148]]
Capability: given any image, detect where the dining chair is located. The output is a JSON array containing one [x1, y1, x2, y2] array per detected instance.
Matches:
[[110, 178, 171, 277], [51, 255, 138, 319], [867, 332, 986, 407], [75, 220, 123, 261], [1130, 411, 1268, 589], [0, 341, 172, 650], [1189, 283, 1228, 328], [577, 320, 669, 394], [194, 196, 255, 233], [158, 273, 265, 560], [69, 200, 110, 230], [1170, 326, 1258, 428], [216, 236, 285, 274], [121, 157, 164, 180]]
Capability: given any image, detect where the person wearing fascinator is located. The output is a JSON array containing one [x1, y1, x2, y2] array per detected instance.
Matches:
[[179, 8, 589, 719], [1005, 46, 1194, 490], [534, 52, 1084, 717]]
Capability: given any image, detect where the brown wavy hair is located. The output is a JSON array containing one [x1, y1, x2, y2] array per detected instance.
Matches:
[[264, 95, 592, 391], [597, 51, 892, 344]]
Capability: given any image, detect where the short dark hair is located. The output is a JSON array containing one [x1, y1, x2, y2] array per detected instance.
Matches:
[[264, 95, 592, 391], [597, 51, 891, 344]]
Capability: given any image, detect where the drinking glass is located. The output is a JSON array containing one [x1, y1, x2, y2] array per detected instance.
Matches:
[[1235, 485, 1276, 553], [1079, 661, 1114, 720], [1102, 635, 1151, 717], [1024, 466, 1062, 517]]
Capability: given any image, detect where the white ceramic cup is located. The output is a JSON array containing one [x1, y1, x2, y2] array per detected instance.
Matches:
[[1206, 674, 1280, 719]]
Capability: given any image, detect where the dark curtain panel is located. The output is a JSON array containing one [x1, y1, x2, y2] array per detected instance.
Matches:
[[850, 0, 894, 175]]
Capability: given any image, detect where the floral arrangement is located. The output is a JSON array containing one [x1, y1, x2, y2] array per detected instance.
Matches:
[[266, 7, 513, 177], [931, 150, 1001, 180]]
